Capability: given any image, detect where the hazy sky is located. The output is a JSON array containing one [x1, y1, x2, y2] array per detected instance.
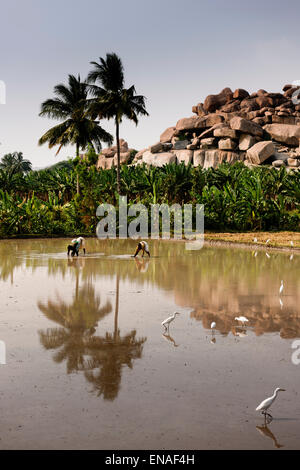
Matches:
[[1, 0, 300, 168]]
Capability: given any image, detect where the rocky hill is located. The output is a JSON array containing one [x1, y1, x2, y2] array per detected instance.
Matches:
[[130, 84, 300, 170]]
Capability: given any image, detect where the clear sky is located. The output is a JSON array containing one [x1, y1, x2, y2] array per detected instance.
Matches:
[[0, 0, 300, 168]]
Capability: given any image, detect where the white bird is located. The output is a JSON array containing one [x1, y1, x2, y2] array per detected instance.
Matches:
[[266, 252, 271, 259], [235, 331, 247, 338], [279, 280, 284, 295], [290, 241, 294, 247], [161, 312, 180, 330], [256, 388, 286, 418], [235, 316, 249, 326], [211, 321, 216, 330], [266, 239, 271, 245], [254, 237, 258, 243]]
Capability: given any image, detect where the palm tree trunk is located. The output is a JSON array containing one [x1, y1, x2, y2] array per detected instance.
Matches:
[[76, 142, 80, 195], [114, 274, 119, 341], [116, 117, 121, 194]]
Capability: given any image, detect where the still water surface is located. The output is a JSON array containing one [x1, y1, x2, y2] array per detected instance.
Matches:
[[0, 238, 299, 449]]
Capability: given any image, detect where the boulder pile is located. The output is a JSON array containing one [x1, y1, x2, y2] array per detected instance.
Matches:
[[96, 139, 135, 170], [133, 84, 300, 169]]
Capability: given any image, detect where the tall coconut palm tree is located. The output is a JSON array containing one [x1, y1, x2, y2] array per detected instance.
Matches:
[[87, 53, 149, 194], [0, 152, 32, 175], [38, 74, 113, 194]]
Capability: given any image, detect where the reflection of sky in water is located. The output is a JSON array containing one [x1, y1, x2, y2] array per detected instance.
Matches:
[[0, 238, 299, 449]]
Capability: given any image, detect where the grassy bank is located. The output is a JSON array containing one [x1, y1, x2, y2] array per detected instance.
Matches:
[[205, 231, 300, 249]]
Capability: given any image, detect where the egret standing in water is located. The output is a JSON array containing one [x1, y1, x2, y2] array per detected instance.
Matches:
[[235, 316, 249, 326], [279, 280, 284, 295], [210, 321, 217, 344], [161, 312, 180, 331], [256, 388, 286, 419]]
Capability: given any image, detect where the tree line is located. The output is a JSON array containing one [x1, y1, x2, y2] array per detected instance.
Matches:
[[0, 161, 299, 237]]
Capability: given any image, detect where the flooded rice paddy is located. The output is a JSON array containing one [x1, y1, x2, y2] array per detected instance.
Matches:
[[0, 238, 299, 450]]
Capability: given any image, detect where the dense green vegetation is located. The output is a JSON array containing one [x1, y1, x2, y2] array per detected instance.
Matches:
[[0, 161, 299, 237]]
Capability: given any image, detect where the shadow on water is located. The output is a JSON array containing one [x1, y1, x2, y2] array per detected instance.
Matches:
[[37, 265, 147, 401]]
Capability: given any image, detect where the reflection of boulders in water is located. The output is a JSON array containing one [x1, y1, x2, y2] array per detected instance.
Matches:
[[41, 244, 300, 339], [171, 249, 300, 339], [191, 305, 300, 339], [4, 239, 299, 341]]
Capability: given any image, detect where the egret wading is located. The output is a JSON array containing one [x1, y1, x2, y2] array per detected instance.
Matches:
[[235, 316, 249, 326], [161, 312, 180, 331], [211, 322, 216, 330], [256, 388, 286, 419]]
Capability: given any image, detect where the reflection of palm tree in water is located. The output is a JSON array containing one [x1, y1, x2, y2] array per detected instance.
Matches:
[[38, 284, 112, 373], [256, 424, 284, 449], [83, 275, 147, 400], [38, 272, 146, 400]]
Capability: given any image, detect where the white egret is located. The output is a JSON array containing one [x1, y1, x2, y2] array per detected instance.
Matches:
[[279, 280, 284, 295], [235, 316, 249, 326], [161, 312, 180, 331], [290, 241, 294, 247], [254, 237, 258, 243], [236, 331, 247, 338], [256, 388, 286, 419], [211, 322, 216, 330], [266, 239, 271, 245], [266, 252, 271, 259]]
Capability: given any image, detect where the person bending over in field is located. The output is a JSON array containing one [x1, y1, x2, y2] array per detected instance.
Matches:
[[133, 241, 150, 258], [67, 237, 86, 257]]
